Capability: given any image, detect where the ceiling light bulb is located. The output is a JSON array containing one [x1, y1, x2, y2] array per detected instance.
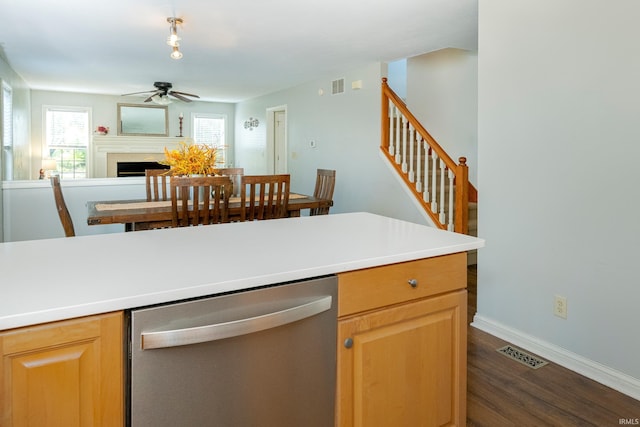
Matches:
[[167, 33, 181, 47], [170, 46, 183, 60]]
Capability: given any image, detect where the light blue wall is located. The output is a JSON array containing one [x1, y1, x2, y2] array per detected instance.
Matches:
[[387, 59, 407, 100], [407, 49, 478, 185], [235, 62, 428, 225], [3, 179, 145, 241], [477, 0, 640, 392]]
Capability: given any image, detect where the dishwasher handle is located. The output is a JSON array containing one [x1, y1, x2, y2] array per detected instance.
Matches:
[[141, 295, 332, 350]]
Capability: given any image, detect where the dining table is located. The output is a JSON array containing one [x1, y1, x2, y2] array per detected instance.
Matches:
[[86, 193, 333, 231]]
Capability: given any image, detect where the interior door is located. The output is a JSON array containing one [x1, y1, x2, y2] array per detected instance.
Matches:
[[274, 110, 286, 173]]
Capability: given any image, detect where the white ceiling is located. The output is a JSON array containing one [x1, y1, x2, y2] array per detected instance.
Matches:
[[0, 0, 477, 103]]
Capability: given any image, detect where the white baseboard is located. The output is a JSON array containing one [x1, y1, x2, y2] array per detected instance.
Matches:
[[471, 314, 640, 401]]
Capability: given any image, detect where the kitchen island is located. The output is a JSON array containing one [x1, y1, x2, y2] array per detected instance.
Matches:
[[0, 212, 484, 426]]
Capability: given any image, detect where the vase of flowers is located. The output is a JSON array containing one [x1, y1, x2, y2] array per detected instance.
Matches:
[[95, 126, 109, 135], [161, 142, 220, 176]]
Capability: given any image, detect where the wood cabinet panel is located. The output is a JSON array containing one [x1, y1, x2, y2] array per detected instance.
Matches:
[[336, 289, 467, 427], [338, 253, 466, 317], [0, 312, 124, 427]]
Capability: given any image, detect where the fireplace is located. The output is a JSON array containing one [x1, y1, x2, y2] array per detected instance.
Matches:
[[116, 161, 170, 177], [90, 136, 189, 178]]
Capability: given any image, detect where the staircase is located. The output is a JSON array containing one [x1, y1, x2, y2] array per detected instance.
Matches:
[[381, 78, 478, 262]]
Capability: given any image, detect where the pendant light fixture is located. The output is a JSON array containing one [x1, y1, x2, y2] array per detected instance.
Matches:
[[166, 17, 183, 60]]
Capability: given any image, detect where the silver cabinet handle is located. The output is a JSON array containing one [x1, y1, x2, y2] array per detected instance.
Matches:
[[141, 295, 332, 350], [408, 279, 418, 288]]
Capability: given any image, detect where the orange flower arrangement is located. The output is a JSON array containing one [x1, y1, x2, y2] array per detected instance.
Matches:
[[161, 142, 220, 176]]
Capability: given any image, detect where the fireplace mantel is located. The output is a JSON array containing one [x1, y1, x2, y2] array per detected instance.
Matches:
[[90, 135, 192, 178]]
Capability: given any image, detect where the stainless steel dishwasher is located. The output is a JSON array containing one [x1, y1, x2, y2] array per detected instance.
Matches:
[[128, 276, 337, 427]]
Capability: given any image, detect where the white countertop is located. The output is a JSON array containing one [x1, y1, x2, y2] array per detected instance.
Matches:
[[0, 212, 484, 330]]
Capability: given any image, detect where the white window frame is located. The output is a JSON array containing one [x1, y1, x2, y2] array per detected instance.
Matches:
[[191, 113, 228, 166], [43, 105, 92, 180], [2, 81, 13, 180]]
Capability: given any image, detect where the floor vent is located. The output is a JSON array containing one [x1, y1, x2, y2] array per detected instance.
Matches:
[[331, 78, 345, 95], [496, 345, 549, 369]]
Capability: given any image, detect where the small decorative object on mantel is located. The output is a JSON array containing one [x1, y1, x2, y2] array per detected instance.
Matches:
[[161, 141, 220, 176], [95, 126, 109, 135], [244, 117, 259, 131], [177, 112, 184, 137]]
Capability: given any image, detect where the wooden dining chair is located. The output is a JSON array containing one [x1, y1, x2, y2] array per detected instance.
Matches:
[[50, 176, 75, 237], [170, 175, 233, 227], [145, 168, 173, 201], [239, 174, 290, 221], [310, 169, 336, 216], [216, 167, 244, 197]]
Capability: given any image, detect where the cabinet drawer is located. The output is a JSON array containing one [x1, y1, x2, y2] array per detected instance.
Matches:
[[337, 252, 466, 317]]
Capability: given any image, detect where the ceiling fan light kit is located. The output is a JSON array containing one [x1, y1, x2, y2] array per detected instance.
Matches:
[[166, 17, 183, 60], [151, 94, 172, 105]]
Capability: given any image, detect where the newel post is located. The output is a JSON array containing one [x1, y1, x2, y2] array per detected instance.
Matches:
[[454, 157, 469, 234], [381, 78, 390, 151]]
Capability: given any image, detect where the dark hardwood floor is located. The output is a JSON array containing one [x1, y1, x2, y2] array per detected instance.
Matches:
[[466, 265, 640, 426]]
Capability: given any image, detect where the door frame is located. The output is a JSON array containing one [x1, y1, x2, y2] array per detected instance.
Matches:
[[266, 105, 287, 174]]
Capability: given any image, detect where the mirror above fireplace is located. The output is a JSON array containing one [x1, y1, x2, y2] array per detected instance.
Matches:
[[117, 103, 169, 137]]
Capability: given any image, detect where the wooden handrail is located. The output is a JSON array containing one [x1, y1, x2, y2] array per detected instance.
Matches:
[[382, 78, 458, 172], [381, 78, 476, 234]]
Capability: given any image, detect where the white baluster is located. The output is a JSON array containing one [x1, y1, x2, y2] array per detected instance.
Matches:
[[447, 168, 455, 231], [423, 141, 430, 201], [415, 135, 422, 191], [401, 116, 408, 172], [394, 109, 401, 164], [408, 125, 415, 182], [439, 161, 447, 225], [431, 151, 438, 212], [388, 102, 395, 156]]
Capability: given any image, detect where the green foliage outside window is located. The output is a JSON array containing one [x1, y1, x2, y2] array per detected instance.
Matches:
[[49, 148, 86, 179]]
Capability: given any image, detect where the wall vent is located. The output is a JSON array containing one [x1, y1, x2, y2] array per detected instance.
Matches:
[[331, 78, 345, 95]]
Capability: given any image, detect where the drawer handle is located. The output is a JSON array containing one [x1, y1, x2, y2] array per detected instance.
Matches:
[[344, 338, 354, 349], [408, 279, 418, 288]]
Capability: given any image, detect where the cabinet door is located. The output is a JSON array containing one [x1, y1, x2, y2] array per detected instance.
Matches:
[[336, 290, 466, 427], [0, 312, 123, 427]]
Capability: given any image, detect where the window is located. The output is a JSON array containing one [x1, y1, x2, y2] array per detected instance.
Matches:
[[45, 106, 90, 179], [192, 113, 227, 166], [2, 81, 12, 180]]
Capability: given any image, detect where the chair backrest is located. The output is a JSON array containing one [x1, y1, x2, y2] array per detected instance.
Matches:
[[216, 167, 244, 197], [145, 168, 173, 201], [310, 169, 336, 216], [239, 174, 290, 221], [170, 176, 233, 227], [50, 176, 75, 237]]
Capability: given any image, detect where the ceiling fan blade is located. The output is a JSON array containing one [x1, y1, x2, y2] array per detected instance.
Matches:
[[169, 92, 194, 102], [143, 90, 163, 103], [170, 90, 200, 99], [121, 90, 156, 96]]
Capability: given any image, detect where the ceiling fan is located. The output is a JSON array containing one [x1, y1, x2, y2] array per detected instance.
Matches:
[[122, 82, 200, 104]]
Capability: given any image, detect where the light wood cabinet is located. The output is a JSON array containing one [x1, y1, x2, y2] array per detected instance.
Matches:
[[336, 253, 467, 427], [0, 311, 124, 427]]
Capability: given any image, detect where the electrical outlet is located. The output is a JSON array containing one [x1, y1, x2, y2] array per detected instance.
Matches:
[[554, 295, 567, 319]]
